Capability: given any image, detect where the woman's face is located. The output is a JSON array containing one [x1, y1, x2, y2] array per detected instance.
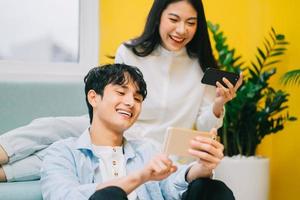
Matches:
[[159, 1, 197, 51]]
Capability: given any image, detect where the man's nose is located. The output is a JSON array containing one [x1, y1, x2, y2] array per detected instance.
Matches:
[[123, 94, 135, 107]]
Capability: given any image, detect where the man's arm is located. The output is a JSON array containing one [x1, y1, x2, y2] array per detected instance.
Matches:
[[41, 140, 176, 200], [96, 154, 177, 194]]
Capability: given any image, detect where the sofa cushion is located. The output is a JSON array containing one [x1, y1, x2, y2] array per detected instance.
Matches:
[[0, 80, 86, 134], [0, 181, 42, 200], [0, 80, 87, 200]]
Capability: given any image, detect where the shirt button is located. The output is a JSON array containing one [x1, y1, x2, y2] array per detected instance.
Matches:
[[113, 148, 116, 152], [114, 172, 118, 176], [112, 160, 116, 165]]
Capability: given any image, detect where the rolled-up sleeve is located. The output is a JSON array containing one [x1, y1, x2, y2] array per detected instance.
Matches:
[[195, 86, 224, 131], [159, 164, 192, 199]]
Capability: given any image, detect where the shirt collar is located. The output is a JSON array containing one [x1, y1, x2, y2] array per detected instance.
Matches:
[[75, 128, 136, 160], [75, 128, 93, 152]]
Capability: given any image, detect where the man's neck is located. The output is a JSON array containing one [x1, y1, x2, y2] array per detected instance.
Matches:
[[89, 122, 124, 146]]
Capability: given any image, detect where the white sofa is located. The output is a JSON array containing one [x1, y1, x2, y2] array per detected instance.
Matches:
[[0, 80, 87, 200]]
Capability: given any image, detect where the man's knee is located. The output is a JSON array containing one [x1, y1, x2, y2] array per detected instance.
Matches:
[[89, 186, 128, 200], [184, 178, 235, 200]]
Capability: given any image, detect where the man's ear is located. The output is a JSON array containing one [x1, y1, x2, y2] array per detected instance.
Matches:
[[87, 90, 99, 107]]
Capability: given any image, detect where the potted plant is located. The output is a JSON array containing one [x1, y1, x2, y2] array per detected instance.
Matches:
[[207, 22, 297, 200]]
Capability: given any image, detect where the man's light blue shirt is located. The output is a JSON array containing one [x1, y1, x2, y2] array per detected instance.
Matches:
[[40, 129, 190, 200]]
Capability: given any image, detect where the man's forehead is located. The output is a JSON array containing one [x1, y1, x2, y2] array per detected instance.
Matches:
[[119, 82, 140, 93], [110, 79, 141, 93]]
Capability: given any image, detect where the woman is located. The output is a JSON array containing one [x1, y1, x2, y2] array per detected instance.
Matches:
[[0, 0, 241, 190]]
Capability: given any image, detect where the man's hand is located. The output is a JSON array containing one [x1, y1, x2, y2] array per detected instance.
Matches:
[[96, 154, 177, 194], [141, 154, 177, 182], [186, 128, 224, 181]]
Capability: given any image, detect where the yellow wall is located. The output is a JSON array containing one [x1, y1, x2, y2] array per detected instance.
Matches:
[[99, 1, 300, 199], [99, 0, 152, 63]]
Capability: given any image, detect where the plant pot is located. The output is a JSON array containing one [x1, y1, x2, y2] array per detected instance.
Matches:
[[214, 156, 269, 200]]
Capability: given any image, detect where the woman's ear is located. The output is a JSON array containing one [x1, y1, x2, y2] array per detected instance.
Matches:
[[87, 90, 98, 107]]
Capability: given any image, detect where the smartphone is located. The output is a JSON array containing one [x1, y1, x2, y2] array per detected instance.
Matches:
[[201, 68, 240, 88], [163, 127, 215, 158]]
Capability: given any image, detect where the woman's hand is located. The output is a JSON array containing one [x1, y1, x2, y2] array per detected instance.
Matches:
[[213, 72, 243, 117]]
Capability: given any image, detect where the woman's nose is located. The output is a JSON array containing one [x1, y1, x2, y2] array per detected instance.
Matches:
[[176, 22, 186, 35]]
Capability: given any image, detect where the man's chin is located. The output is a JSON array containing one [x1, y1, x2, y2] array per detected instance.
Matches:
[[118, 122, 135, 132]]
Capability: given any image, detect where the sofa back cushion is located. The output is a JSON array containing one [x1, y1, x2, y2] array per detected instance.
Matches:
[[0, 81, 87, 134]]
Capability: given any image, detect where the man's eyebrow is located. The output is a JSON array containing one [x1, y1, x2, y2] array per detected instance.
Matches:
[[120, 85, 143, 97], [168, 13, 197, 20]]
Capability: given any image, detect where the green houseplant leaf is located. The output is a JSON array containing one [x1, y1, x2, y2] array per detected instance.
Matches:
[[207, 22, 297, 156], [281, 69, 300, 86]]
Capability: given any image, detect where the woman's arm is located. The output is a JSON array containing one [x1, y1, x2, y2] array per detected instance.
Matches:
[[0, 115, 89, 164]]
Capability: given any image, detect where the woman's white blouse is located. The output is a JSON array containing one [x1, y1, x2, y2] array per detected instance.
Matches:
[[115, 44, 223, 145]]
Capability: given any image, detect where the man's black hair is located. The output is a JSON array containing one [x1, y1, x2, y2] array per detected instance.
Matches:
[[84, 63, 147, 123]]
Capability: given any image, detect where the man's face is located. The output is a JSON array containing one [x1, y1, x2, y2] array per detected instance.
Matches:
[[91, 79, 143, 133]]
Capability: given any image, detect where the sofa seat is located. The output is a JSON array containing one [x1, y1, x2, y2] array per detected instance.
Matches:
[[0, 181, 42, 200]]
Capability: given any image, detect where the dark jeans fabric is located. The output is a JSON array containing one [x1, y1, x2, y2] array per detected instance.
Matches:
[[89, 186, 128, 200], [182, 178, 235, 200], [89, 178, 235, 200]]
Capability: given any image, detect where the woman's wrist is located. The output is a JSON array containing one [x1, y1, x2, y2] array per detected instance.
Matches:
[[213, 102, 224, 118]]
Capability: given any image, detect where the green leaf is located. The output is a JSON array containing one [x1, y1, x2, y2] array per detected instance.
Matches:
[[276, 34, 285, 40], [249, 68, 259, 80], [264, 42, 270, 53], [251, 61, 260, 74], [265, 38, 272, 50], [257, 47, 266, 60], [277, 41, 289, 45], [270, 52, 284, 57], [256, 55, 263, 68], [219, 49, 228, 57], [232, 55, 242, 65], [264, 60, 281, 67], [223, 52, 233, 66], [269, 32, 276, 44], [208, 21, 219, 32], [289, 116, 298, 121], [274, 48, 287, 51], [281, 69, 300, 86], [271, 27, 276, 36]]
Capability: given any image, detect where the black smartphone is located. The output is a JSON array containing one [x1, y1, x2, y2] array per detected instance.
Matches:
[[201, 68, 240, 88]]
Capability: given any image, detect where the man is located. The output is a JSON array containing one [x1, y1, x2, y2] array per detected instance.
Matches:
[[41, 64, 234, 200]]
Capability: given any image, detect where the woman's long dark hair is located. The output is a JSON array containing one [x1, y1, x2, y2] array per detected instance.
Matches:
[[125, 0, 217, 71]]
